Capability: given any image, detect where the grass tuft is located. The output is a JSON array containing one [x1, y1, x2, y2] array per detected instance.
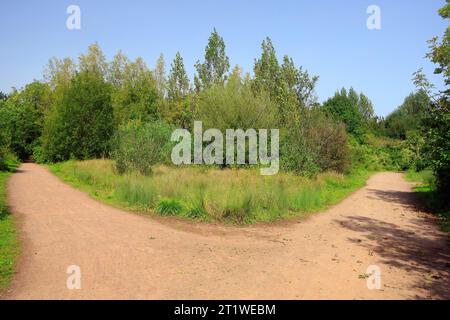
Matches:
[[156, 199, 184, 216]]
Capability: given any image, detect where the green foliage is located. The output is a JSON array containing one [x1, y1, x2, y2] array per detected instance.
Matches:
[[196, 66, 277, 131], [154, 53, 167, 97], [41, 71, 114, 162], [415, 1, 450, 197], [195, 28, 230, 90], [322, 88, 367, 137], [0, 81, 51, 160], [423, 98, 450, 195], [348, 135, 400, 171], [0, 172, 19, 291], [384, 90, 430, 139], [111, 120, 174, 175], [281, 109, 349, 176], [427, 0, 450, 87], [111, 57, 160, 124], [167, 52, 190, 101], [406, 170, 449, 233], [252, 38, 318, 121]]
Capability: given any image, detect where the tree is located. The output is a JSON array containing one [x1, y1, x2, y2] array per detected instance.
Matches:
[[418, 0, 450, 195], [0, 81, 52, 160], [384, 90, 430, 139], [154, 53, 167, 97], [108, 50, 130, 88], [322, 88, 366, 137], [78, 43, 108, 79], [427, 1, 450, 89], [253, 37, 281, 99], [41, 71, 114, 162], [195, 28, 230, 91], [167, 52, 190, 101], [280, 55, 319, 109], [359, 93, 375, 121], [111, 57, 160, 125], [196, 65, 277, 132], [253, 38, 318, 122], [164, 52, 193, 128], [44, 57, 76, 90]]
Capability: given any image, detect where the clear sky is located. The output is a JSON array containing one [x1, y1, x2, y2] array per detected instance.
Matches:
[[0, 0, 447, 116]]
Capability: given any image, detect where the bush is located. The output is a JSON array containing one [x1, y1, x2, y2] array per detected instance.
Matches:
[[281, 110, 349, 176], [111, 120, 174, 175]]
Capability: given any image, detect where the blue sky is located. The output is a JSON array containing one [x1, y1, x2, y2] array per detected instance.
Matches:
[[0, 0, 447, 116]]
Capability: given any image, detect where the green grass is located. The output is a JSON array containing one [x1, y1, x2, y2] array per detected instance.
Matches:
[[404, 169, 434, 184], [405, 169, 450, 233], [49, 159, 371, 224], [0, 170, 19, 292]]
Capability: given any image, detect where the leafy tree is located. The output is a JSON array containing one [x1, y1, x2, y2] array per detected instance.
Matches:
[[359, 93, 375, 121], [384, 90, 430, 139], [253, 38, 318, 122], [253, 37, 281, 100], [427, 1, 450, 89], [41, 71, 114, 162], [0, 81, 52, 160], [408, 1, 450, 196], [196, 65, 277, 131], [283, 57, 319, 109], [164, 52, 193, 128], [195, 28, 230, 91], [78, 43, 108, 79], [167, 52, 190, 101], [154, 53, 167, 97], [322, 88, 366, 137], [44, 57, 76, 90], [111, 57, 160, 124], [108, 50, 130, 88]]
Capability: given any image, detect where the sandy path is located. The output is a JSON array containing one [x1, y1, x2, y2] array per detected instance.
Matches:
[[2, 163, 449, 299]]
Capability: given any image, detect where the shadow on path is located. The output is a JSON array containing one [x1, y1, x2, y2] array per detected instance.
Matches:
[[336, 189, 450, 299]]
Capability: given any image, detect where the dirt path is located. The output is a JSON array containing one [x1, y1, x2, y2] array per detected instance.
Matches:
[[2, 163, 449, 299]]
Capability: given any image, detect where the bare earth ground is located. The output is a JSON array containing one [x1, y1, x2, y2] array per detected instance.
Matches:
[[2, 163, 449, 299]]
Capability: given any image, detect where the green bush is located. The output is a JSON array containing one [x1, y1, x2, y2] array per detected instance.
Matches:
[[281, 110, 349, 176], [111, 120, 174, 175]]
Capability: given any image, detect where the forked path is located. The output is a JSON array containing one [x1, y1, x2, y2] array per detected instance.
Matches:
[[2, 163, 450, 299]]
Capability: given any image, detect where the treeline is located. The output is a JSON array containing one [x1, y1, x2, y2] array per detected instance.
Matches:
[[0, 30, 378, 176], [0, 15, 448, 199]]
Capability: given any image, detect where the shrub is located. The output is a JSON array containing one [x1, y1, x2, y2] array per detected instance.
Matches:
[[322, 88, 367, 137], [111, 120, 174, 175], [281, 110, 349, 176]]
